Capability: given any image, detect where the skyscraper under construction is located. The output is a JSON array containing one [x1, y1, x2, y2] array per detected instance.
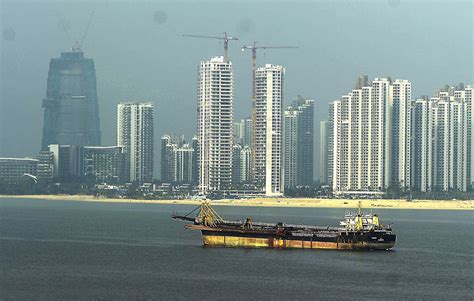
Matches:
[[41, 50, 101, 150]]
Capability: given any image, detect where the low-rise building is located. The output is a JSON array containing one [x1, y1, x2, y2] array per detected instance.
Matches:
[[36, 151, 54, 182], [0, 157, 39, 183], [83, 146, 127, 183], [49, 144, 84, 179]]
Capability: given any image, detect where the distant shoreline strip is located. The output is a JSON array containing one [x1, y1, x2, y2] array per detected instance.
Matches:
[[0, 195, 472, 210]]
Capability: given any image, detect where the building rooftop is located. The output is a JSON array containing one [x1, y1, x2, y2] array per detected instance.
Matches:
[[118, 102, 154, 106], [0, 157, 39, 162], [83, 146, 122, 149], [261, 64, 284, 69], [60, 51, 85, 60], [209, 56, 226, 63]]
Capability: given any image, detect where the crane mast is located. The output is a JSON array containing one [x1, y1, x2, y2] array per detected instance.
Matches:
[[241, 42, 298, 184]]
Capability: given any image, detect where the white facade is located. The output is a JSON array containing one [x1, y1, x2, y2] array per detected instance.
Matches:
[[372, 78, 392, 191], [117, 102, 154, 183], [284, 109, 298, 188], [412, 97, 436, 192], [467, 87, 473, 188], [240, 145, 252, 183], [320, 120, 329, 184], [197, 56, 233, 194], [329, 100, 341, 191], [392, 80, 412, 189], [435, 90, 468, 191], [176, 145, 194, 183], [454, 86, 473, 188], [411, 85, 472, 192], [253, 64, 284, 196], [329, 77, 410, 193]]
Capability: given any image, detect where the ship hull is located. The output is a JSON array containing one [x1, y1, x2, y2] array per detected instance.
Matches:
[[201, 229, 395, 250]]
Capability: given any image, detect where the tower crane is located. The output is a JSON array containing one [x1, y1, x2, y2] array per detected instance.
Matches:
[[241, 42, 298, 71], [241, 42, 298, 99], [57, 10, 95, 52], [182, 32, 239, 62], [241, 41, 298, 182]]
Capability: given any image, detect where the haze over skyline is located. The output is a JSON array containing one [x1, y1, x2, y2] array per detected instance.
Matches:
[[1, 0, 472, 179]]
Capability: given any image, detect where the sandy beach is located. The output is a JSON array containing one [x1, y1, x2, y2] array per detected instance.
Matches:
[[0, 194, 473, 210]]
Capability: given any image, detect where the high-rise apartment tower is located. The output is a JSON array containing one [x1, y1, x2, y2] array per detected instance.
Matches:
[[253, 64, 285, 196], [117, 102, 154, 183], [284, 97, 314, 187], [197, 57, 233, 194]]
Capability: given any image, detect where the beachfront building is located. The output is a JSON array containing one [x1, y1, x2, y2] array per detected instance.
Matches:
[[83, 146, 127, 183], [161, 134, 195, 184], [197, 56, 233, 194], [434, 87, 469, 191], [0, 157, 39, 183], [412, 97, 436, 192], [328, 76, 412, 193], [391, 80, 412, 190], [283, 96, 314, 188], [253, 64, 285, 196], [117, 102, 154, 183], [320, 120, 329, 185], [411, 85, 472, 192]]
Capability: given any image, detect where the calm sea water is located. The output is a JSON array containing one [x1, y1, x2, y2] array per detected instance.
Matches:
[[0, 198, 472, 300]]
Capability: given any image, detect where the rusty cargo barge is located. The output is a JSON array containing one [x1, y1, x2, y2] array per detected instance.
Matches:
[[172, 202, 396, 250]]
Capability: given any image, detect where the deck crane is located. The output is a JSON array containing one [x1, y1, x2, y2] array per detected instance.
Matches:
[[182, 32, 239, 62], [241, 41, 298, 181]]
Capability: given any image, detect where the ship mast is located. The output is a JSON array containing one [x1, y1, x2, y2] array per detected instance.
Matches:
[[197, 202, 223, 227]]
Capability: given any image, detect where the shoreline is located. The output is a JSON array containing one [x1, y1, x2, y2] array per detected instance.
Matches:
[[0, 194, 473, 210]]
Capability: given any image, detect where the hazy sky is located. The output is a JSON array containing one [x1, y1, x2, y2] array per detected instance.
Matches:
[[1, 0, 472, 179]]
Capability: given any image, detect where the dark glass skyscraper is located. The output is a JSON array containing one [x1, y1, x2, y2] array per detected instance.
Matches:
[[284, 97, 315, 187], [41, 50, 101, 150]]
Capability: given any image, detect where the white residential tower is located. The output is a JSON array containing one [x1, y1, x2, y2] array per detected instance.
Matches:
[[197, 56, 233, 194]]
